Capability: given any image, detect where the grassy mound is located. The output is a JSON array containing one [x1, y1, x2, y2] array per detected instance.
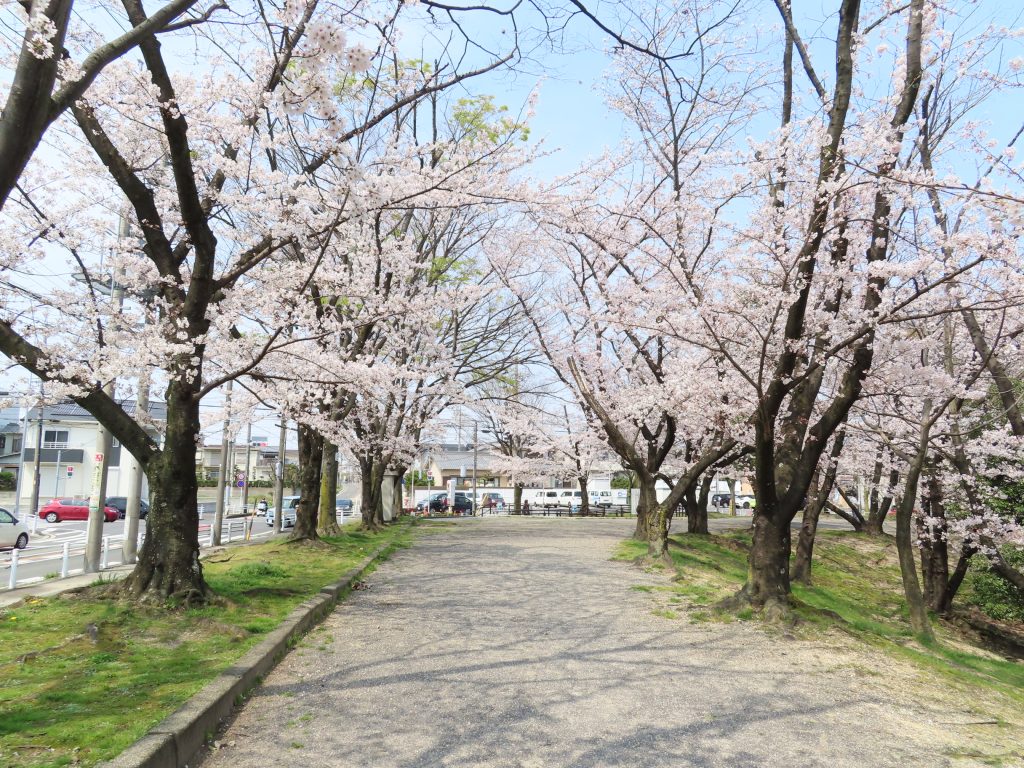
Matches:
[[616, 529, 1024, 702]]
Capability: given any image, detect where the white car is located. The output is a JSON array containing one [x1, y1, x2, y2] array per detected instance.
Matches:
[[530, 490, 560, 509], [0, 507, 29, 549], [265, 496, 300, 528]]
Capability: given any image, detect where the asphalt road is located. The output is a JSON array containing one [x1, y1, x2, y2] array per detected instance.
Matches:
[[196, 517, 968, 768]]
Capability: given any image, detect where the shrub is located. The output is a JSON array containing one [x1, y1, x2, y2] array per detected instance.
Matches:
[[0, 471, 15, 490], [966, 546, 1024, 623]]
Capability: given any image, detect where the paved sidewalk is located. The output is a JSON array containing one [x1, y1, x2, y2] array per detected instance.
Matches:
[[196, 518, 1007, 768]]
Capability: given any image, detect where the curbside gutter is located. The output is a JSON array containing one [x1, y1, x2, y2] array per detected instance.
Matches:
[[98, 540, 398, 768]]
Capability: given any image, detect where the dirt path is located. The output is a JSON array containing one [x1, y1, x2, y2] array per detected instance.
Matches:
[[198, 518, 1020, 767]]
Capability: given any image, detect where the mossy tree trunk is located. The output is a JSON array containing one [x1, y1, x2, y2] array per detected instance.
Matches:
[[359, 456, 385, 531], [318, 441, 341, 536], [121, 378, 209, 603], [292, 424, 323, 542]]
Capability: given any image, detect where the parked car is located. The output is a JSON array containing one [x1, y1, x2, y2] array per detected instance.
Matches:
[[417, 492, 448, 513], [450, 493, 474, 514], [592, 489, 627, 508], [710, 493, 732, 508], [530, 490, 560, 509], [419, 492, 473, 514], [265, 496, 300, 527], [736, 494, 757, 509], [336, 498, 354, 515], [0, 507, 29, 549], [38, 498, 117, 523], [557, 490, 584, 509], [105, 496, 150, 520]]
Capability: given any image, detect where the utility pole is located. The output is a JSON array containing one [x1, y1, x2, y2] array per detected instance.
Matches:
[[123, 373, 149, 563], [53, 448, 63, 499], [84, 382, 115, 573], [242, 421, 252, 513], [212, 381, 233, 546], [273, 415, 286, 534], [13, 408, 26, 518], [29, 382, 43, 530], [85, 242, 126, 572]]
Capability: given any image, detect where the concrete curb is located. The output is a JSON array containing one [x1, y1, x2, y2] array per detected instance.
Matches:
[[98, 540, 398, 768]]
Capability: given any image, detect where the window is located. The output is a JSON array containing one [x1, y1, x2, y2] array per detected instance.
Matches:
[[0, 436, 5, 452], [43, 430, 69, 448], [0, 509, 13, 524], [12, 437, 20, 454]]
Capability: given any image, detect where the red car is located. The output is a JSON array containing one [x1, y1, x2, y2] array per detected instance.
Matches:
[[39, 498, 117, 523]]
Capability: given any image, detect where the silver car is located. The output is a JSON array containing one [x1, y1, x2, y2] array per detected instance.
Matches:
[[265, 496, 300, 528], [0, 507, 29, 549]]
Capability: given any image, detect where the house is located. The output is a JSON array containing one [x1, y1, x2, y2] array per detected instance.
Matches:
[[17, 400, 165, 508], [415, 443, 514, 491], [195, 442, 300, 484]]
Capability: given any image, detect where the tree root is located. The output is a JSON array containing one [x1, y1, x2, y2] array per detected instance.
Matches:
[[284, 535, 333, 549], [714, 585, 795, 625]]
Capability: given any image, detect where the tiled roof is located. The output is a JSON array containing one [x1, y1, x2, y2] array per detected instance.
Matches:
[[28, 400, 167, 422]]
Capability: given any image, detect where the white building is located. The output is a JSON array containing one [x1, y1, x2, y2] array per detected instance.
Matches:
[[16, 401, 164, 509]]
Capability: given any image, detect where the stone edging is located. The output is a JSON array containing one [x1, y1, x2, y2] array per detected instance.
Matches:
[[98, 541, 398, 768]]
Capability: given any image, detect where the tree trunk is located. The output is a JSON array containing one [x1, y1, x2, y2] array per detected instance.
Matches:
[[938, 545, 975, 615], [866, 468, 898, 535], [917, 472, 948, 611], [359, 457, 384, 531], [317, 441, 341, 536], [291, 424, 323, 541], [744, 509, 792, 614], [647, 502, 670, 561], [513, 483, 523, 515], [794, 429, 845, 583], [634, 475, 657, 540], [684, 483, 709, 534], [895, 450, 934, 640], [388, 470, 404, 521], [794, 475, 836, 584], [120, 380, 209, 602], [989, 549, 1024, 594], [578, 475, 590, 516]]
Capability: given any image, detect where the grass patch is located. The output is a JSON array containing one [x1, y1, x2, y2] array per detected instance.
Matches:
[[0, 522, 413, 768], [652, 530, 1024, 704]]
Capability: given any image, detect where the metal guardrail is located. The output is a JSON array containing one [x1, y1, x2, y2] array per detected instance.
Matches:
[[0, 516, 283, 592]]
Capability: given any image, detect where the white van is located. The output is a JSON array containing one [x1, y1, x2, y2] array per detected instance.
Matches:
[[529, 490, 560, 510], [592, 489, 628, 508], [266, 496, 300, 527]]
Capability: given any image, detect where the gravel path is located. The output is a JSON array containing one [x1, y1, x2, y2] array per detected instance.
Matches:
[[197, 518, 1017, 768]]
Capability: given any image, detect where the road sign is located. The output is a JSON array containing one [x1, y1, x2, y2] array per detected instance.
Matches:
[[66, 465, 73, 478], [94, 452, 104, 463]]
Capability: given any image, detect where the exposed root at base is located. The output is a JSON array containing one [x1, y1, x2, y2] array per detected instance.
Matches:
[[714, 586, 795, 625], [284, 536, 332, 549]]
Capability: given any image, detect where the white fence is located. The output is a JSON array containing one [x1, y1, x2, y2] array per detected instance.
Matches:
[[0, 516, 282, 592]]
